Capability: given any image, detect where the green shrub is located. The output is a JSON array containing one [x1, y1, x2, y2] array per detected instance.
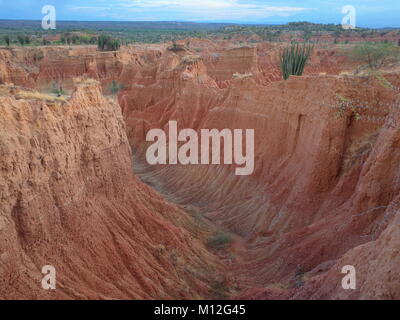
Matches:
[[51, 82, 65, 97], [168, 40, 185, 52], [109, 80, 124, 95], [207, 231, 232, 249], [280, 42, 313, 80], [98, 34, 121, 51]]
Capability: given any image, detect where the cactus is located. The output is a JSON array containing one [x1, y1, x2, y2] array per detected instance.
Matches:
[[280, 43, 313, 80]]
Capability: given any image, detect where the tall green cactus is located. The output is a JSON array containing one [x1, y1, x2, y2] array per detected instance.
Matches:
[[280, 43, 313, 80]]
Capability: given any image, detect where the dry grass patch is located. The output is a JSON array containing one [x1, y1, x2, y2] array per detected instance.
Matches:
[[73, 77, 100, 86], [181, 55, 201, 65], [16, 90, 66, 102], [232, 72, 253, 80]]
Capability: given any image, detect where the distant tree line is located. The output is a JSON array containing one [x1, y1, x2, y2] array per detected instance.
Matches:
[[1, 21, 400, 47], [1, 32, 100, 47], [1, 34, 31, 46]]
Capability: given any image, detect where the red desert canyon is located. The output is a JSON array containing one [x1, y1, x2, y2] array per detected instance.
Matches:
[[0, 37, 399, 300]]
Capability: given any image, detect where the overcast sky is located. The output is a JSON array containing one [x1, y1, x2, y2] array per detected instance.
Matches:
[[0, 0, 399, 28]]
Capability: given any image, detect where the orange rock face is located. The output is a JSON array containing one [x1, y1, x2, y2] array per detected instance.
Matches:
[[0, 42, 399, 300], [119, 50, 400, 299], [0, 82, 224, 299]]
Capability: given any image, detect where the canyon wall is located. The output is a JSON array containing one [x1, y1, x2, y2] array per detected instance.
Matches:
[[0, 42, 353, 90], [0, 82, 223, 299], [119, 54, 400, 299], [1, 44, 399, 299]]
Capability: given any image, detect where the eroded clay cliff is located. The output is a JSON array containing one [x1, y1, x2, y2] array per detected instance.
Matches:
[[119, 53, 400, 299], [0, 82, 225, 299], [0, 43, 399, 300]]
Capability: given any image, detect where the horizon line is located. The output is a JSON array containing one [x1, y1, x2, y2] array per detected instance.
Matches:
[[0, 19, 399, 29]]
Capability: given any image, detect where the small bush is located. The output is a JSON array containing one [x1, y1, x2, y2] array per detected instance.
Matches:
[[109, 80, 124, 95], [168, 41, 185, 52], [51, 82, 65, 97], [207, 231, 232, 249]]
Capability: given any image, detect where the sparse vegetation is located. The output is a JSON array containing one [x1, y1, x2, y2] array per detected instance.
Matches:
[[280, 42, 313, 80], [334, 93, 361, 121], [109, 80, 124, 95], [51, 82, 65, 97], [0, 20, 396, 47], [15, 90, 66, 102], [168, 41, 186, 52], [73, 77, 100, 87], [350, 42, 399, 70], [181, 55, 200, 64], [98, 34, 121, 51], [374, 73, 396, 90]]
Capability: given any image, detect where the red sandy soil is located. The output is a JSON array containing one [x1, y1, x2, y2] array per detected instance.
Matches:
[[0, 40, 399, 299]]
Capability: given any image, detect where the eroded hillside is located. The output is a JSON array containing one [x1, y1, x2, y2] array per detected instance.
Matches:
[[0, 42, 399, 299], [0, 81, 226, 299]]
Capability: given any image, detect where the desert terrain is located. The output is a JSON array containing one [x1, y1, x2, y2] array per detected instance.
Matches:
[[0, 34, 399, 300]]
